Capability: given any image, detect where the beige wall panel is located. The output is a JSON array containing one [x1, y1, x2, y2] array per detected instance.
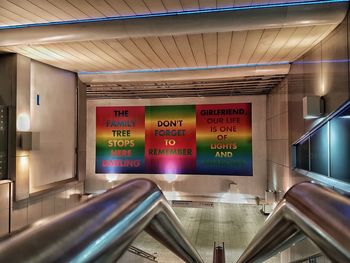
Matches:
[[0, 209, 9, 236], [28, 197, 42, 224], [41, 194, 55, 217], [86, 95, 267, 200], [30, 61, 76, 191], [11, 200, 28, 231]]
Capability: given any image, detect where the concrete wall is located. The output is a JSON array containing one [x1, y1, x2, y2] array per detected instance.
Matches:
[[86, 95, 267, 201]]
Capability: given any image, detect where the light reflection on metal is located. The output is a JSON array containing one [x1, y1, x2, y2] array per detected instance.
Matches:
[[237, 182, 350, 263], [0, 179, 203, 263]]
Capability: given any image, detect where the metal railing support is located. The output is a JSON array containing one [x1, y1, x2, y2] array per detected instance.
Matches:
[[237, 182, 350, 263], [0, 179, 203, 263]]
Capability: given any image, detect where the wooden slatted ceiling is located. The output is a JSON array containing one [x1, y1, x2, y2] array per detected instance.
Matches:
[[0, 25, 336, 73], [0, 0, 323, 27]]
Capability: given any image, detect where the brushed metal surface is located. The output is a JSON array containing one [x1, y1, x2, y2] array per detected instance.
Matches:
[[0, 179, 203, 263], [237, 182, 350, 263]]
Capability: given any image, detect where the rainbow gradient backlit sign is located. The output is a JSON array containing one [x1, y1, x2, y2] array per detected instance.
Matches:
[[96, 103, 252, 176]]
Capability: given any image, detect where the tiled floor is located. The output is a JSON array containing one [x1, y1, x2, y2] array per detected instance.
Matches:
[[132, 203, 280, 263]]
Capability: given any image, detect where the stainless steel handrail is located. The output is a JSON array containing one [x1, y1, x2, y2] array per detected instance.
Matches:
[[0, 179, 203, 263], [237, 182, 350, 263]]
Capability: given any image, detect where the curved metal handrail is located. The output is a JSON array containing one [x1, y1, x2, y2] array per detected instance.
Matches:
[[237, 182, 350, 263], [0, 179, 203, 263]]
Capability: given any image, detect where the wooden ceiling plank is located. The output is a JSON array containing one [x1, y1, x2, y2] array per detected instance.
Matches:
[[288, 25, 336, 61], [123, 0, 151, 14], [45, 0, 90, 19], [249, 28, 280, 63], [81, 41, 129, 69], [0, 12, 22, 25], [198, 0, 217, 9], [143, 37, 178, 68], [271, 26, 314, 62], [228, 31, 247, 65], [0, 0, 47, 23], [161, 0, 183, 12], [68, 42, 116, 70], [238, 29, 263, 64], [27, 0, 75, 20], [132, 37, 168, 68], [217, 0, 234, 8], [104, 0, 134, 15], [179, 0, 199, 11], [45, 43, 102, 71], [85, 0, 121, 16], [15, 45, 79, 71], [143, 0, 167, 13], [63, 42, 116, 70], [260, 27, 297, 63], [0, 6, 33, 24], [173, 35, 197, 67], [92, 40, 138, 69], [104, 39, 149, 68], [234, 0, 252, 6], [119, 38, 158, 68], [159, 36, 187, 67], [188, 34, 207, 66], [218, 31, 232, 65], [8, 0, 60, 21], [67, 0, 105, 17], [203, 32, 218, 66]]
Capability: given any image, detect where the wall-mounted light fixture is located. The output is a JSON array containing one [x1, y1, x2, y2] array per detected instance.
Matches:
[[17, 112, 40, 151], [303, 96, 324, 119], [18, 131, 40, 151]]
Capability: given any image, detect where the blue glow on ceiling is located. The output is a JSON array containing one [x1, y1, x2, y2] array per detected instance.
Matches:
[[78, 61, 290, 75], [294, 59, 350, 64], [0, 0, 347, 30]]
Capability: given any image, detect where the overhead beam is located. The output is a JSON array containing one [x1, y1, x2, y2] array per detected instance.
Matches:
[[79, 64, 290, 84], [0, 1, 347, 46]]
